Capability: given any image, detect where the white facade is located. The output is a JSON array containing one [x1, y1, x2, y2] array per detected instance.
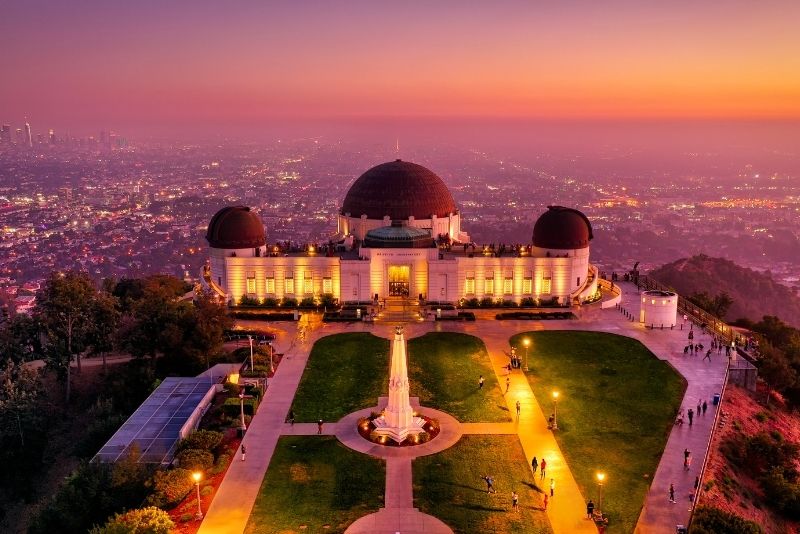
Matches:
[[205, 242, 596, 306], [337, 212, 469, 243], [639, 290, 679, 327]]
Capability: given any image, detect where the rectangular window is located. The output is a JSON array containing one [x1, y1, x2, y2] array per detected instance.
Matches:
[[265, 277, 275, 294], [503, 277, 513, 295], [323, 277, 332, 294], [541, 277, 552, 294], [285, 277, 294, 294], [304, 272, 313, 294], [577, 277, 581, 286], [465, 277, 475, 295], [523, 277, 532, 294], [246, 272, 256, 294], [485, 277, 494, 295]]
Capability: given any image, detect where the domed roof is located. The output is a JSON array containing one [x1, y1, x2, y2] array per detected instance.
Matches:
[[206, 206, 266, 249], [363, 221, 435, 248], [341, 160, 457, 220], [533, 206, 593, 249]]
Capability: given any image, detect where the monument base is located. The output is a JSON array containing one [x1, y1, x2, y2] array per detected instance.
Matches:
[[371, 415, 426, 444]]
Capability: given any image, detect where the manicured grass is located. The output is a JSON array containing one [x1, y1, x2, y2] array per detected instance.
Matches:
[[511, 331, 686, 534], [413, 435, 552, 534], [244, 436, 385, 534], [408, 332, 511, 422], [291, 333, 389, 422]]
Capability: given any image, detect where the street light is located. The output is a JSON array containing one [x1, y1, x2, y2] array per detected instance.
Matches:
[[521, 338, 531, 370], [239, 392, 248, 432], [247, 335, 254, 372], [192, 471, 203, 520], [596, 472, 606, 518], [552, 390, 559, 430]]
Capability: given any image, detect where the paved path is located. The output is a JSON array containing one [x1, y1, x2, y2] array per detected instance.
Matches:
[[200, 284, 727, 534]]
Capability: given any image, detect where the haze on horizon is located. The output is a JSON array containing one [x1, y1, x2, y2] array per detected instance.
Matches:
[[1, 0, 800, 140]]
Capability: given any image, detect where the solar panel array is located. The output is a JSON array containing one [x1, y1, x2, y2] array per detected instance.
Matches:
[[92, 377, 216, 464]]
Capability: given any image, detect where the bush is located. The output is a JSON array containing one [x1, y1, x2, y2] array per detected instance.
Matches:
[[299, 297, 316, 308], [175, 448, 214, 471], [479, 297, 494, 307], [177, 430, 223, 453], [262, 297, 279, 307], [689, 505, 762, 534], [501, 299, 518, 307], [222, 397, 259, 416], [280, 296, 297, 307], [760, 468, 800, 518], [210, 453, 232, 475], [520, 297, 536, 307], [74, 412, 128, 457], [238, 295, 260, 306], [463, 297, 480, 308], [319, 293, 337, 307], [89, 506, 174, 534], [146, 468, 194, 508]]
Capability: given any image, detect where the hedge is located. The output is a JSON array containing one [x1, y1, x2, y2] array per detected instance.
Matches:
[[177, 430, 223, 453], [146, 468, 194, 508], [175, 449, 214, 471], [222, 397, 259, 416]]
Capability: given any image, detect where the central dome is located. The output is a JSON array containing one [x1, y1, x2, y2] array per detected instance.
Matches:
[[341, 160, 457, 220]]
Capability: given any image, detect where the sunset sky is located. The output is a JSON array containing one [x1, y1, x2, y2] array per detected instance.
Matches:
[[2, 1, 799, 134]]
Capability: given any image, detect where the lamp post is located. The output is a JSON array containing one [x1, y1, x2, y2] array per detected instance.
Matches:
[[192, 471, 203, 520], [239, 392, 247, 432], [596, 472, 605, 518], [268, 341, 274, 374], [247, 335, 254, 372], [523, 338, 530, 371], [552, 390, 559, 430]]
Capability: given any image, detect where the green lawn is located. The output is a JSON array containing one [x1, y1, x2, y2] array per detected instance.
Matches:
[[291, 333, 389, 422], [244, 436, 385, 534], [413, 435, 552, 534], [511, 331, 686, 533], [408, 332, 511, 422]]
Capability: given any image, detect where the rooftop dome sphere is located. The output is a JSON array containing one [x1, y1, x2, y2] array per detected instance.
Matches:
[[532, 206, 594, 249], [340, 160, 457, 220], [206, 206, 266, 249]]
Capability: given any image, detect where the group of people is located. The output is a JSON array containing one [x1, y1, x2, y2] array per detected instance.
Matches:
[[509, 347, 523, 370], [675, 399, 709, 426]]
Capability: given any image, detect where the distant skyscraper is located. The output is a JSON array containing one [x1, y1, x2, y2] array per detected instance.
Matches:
[[0, 125, 10, 144], [49, 128, 56, 144], [15, 128, 24, 144], [24, 120, 32, 147]]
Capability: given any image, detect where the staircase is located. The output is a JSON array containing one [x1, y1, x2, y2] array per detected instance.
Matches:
[[375, 297, 422, 323]]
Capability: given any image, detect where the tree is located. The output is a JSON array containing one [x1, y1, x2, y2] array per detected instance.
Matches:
[[89, 290, 121, 370], [0, 313, 41, 364], [690, 505, 762, 533], [758, 343, 798, 402], [35, 271, 98, 402], [89, 507, 174, 534]]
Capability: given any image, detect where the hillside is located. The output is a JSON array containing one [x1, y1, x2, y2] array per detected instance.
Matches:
[[649, 255, 800, 328]]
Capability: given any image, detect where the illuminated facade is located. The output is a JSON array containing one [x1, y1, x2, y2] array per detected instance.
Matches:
[[203, 161, 598, 306]]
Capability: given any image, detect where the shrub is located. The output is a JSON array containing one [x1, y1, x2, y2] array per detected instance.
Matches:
[[177, 430, 223, 453], [210, 453, 232, 475], [319, 293, 337, 307], [146, 468, 194, 508], [238, 295, 260, 306], [520, 297, 536, 307], [74, 412, 128, 457], [299, 297, 316, 308], [754, 411, 769, 423], [501, 300, 518, 307], [261, 297, 279, 307], [760, 468, 800, 518], [222, 397, 259, 416], [89, 506, 174, 534], [689, 505, 762, 534], [280, 296, 297, 307], [464, 297, 480, 308], [479, 297, 494, 307], [175, 448, 214, 471]]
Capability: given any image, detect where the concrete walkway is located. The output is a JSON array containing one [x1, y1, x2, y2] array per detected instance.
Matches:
[[200, 285, 727, 534]]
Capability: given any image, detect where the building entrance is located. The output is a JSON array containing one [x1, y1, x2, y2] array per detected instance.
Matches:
[[388, 265, 410, 297]]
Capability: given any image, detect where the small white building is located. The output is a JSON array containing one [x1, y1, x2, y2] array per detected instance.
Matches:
[[639, 290, 679, 327], [202, 160, 598, 306]]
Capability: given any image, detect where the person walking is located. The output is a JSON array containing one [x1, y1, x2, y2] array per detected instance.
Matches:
[[550, 478, 555, 497], [696, 402, 702, 415], [479, 375, 484, 389], [684, 449, 691, 470], [506, 376, 510, 393], [531, 456, 538, 475], [516, 400, 521, 417], [540, 458, 547, 480], [703, 349, 712, 361], [511, 490, 519, 512], [317, 419, 323, 434], [587, 499, 595, 519], [241, 444, 246, 462], [702, 400, 708, 414], [688, 408, 694, 426], [669, 483, 676, 503], [543, 493, 549, 511], [288, 409, 295, 425], [481, 475, 496, 494]]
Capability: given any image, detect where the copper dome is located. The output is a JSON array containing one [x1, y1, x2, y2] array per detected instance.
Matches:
[[340, 160, 457, 220], [533, 206, 593, 249], [206, 206, 266, 249]]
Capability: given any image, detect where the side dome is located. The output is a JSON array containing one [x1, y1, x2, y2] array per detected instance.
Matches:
[[533, 206, 593, 249], [206, 206, 266, 249], [341, 160, 457, 220]]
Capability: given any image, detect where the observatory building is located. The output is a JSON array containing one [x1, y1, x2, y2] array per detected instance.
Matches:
[[202, 160, 598, 307]]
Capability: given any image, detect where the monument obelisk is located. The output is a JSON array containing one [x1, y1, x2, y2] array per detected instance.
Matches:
[[372, 326, 425, 443]]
